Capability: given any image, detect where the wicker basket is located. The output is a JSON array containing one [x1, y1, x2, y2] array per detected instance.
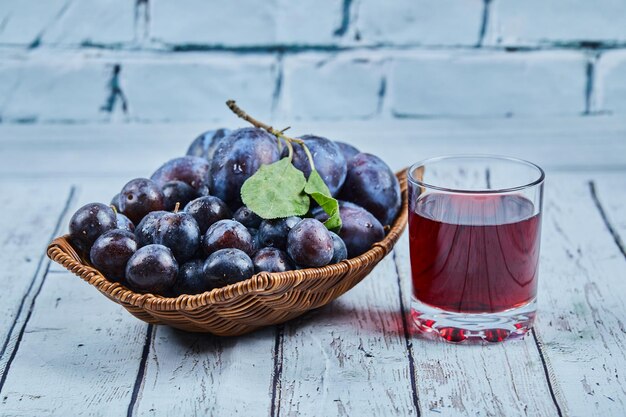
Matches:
[[47, 171, 408, 336]]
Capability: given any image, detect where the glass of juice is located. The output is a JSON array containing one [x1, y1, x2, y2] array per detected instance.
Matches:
[[407, 155, 545, 343]]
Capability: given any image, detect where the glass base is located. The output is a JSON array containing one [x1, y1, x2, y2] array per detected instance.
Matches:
[[411, 298, 536, 343]]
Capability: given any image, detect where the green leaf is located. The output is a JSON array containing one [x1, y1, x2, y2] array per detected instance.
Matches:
[[241, 158, 310, 219], [305, 170, 342, 231]]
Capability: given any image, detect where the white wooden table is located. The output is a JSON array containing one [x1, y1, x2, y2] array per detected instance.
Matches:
[[1, 117, 625, 417]]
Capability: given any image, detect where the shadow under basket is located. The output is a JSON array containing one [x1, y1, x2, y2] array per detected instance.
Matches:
[[47, 171, 408, 336]]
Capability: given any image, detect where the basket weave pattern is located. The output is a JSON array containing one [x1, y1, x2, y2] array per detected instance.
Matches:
[[47, 171, 408, 336]]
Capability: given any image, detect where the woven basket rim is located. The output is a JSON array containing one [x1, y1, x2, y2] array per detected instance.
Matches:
[[48, 170, 408, 312]]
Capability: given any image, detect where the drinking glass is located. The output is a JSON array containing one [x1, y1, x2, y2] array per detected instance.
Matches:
[[407, 155, 545, 343]]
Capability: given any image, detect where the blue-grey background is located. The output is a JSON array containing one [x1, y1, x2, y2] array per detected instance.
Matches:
[[0, 0, 625, 124]]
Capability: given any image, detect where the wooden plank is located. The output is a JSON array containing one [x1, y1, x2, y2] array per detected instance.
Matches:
[[529, 175, 626, 416], [276, 253, 419, 416], [393, 231, 559, 416], [132, 326, 276, 417], [1, 116, 626, 179], [0, 183, 151, 415], [0, 182, 74, 379]]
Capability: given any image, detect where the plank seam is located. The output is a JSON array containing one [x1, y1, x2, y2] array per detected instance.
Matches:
[[0, 185, 76, 393], [392, 250, 422, 417], [126, 324, 154, 417], [588, 180, 626, 259], [269, 324, 285, 417], [531, 328, 565, 417]]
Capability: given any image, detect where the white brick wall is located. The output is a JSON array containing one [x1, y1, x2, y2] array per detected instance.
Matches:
[[487, 0, 626, 46], [596, 51, 626, 114], [123, 55, 276, 122], [279, 54, 383, 120], [1, 1, 626, 122], [356, 0, 484, 46], [390, 51, 588, 117]]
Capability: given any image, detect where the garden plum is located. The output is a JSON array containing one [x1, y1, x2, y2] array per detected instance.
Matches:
[[209, 127, 280, 209], [257, 217, 301, 250], [184, 196, 232, 234], [281, 135, 347, 196], [161, 180, 198, 211], [339, 153, 401, 226], [151, 156, 211, 196], [119, 178, 165, 224], [69, 203, 117, 253], [335, 141, 360, 162], [126, 244, 178, 294], [287, 218, 334, 267], [90, 229, 137, 282], [253, 248, 294, 273], [202, 219, 254, 256], [203, 248, 254, 287], [186, 128, 230, 162]]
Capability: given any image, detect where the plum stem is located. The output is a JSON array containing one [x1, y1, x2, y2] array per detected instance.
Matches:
[[174, 202, 180, 213], [226, 100, 316, 172], [110, 204, 118, 215]]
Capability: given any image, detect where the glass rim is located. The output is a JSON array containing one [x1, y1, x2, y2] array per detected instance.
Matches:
[[407, 154, 545, 194]]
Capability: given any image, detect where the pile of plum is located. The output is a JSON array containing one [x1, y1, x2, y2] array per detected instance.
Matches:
[[68, 127, 401, 296]]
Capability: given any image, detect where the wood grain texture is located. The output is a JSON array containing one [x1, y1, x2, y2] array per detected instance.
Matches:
[[132, 326, 276, 417], [276, 253, 419, 417], [0, 184, 150, 416], [394, 231, 560, 417], [531, 175, 626, 416], [0, 182, 74, 382]]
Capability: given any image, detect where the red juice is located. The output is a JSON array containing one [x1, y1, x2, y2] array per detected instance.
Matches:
[[409, 193, 541, 314]]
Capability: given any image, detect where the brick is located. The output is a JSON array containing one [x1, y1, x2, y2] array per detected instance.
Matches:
[[356, 0, 484, 46], [41, 0, 135, 46], [487, 0, 626, 46], [597, 51, 626, 114], [279, 54, 382, 120], [1, 57, 109, 122], [0, 0, 67, 45], [390, 51, 587, 117], [150, 0, 276, 46], [122, 55, 276, 122], [275, 0, 344, 45]]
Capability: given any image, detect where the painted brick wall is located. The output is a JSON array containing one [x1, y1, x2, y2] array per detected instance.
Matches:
[[0, 0, 624, 123]]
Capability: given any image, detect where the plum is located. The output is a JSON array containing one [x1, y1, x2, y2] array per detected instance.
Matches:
[[314, 201, 384, 258], [253, 248, 294, 273], [335, 141, 360, 162], [203, 248, 254, 287], [202, 219, 255, 256], [126, 244, 178, 294], [69, 203, 117, 253], [281, 135, 347, 197], [287, 218, 334, 267], [161, 180, 198, 211], [90, 230, 137, 282], [209, 127, 280, 209], [151, 156, 211, 196], [186, 128, 230, 162], [119, 178, 165, 224], [184, 196, 232, 234], [339, 153, 401, 226]]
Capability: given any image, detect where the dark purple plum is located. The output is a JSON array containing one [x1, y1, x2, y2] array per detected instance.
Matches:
[[171, 259, 213, 295], [253, 247, 294, 273], [287, 218, 334, 267], [119, 178, 165, 224], [209, 127, 280, 209], [184, 196, 232, 234], [186, 128, 230, 162], [161, 180, 198, 211], [233, 206, 262, 229], [134, 211, 167, 247], [69, 203, 117, 253], [202, 220, 254, 256], [335, 141, 360, 162], [281, 135, 347, 196], [90, 229, 137, 282], [329, 231, 348, 263], [339, 153, 401, 226], [110, 193, 121, 211], [257, 216, 301, 250], [137, 211, 201, 263], [151, 156, 211, 196], [203, 248, 254, 287], [116, 213, 135, 232], [314, 201, 384, 258], [126, 244, 178, 294]]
